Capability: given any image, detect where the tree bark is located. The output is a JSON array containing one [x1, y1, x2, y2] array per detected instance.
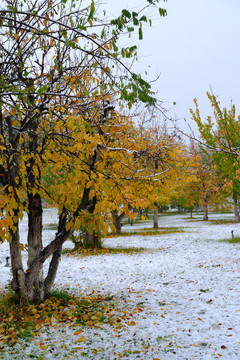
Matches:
[[27, 192, 44, 301], [190, 208, 193, 219], [233, 190, 240, 222], [44, 243, 62, 297], [9, 220, 27, 303], [83, 230, 100, 248], [203, 202, 208, 221], [44, 209, 68, 297], [112, 210, 125, 234], [153, 202, 158, 228], [153, 210, 158, 228]]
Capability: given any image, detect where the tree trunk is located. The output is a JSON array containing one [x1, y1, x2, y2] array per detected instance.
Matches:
[[190, 208, 193, 219], [44, 244, 63, 296], [44, 209, 68, 297], [9, 219, 28, 303], [203, 202, 208, 221], [83, 230, 100, 248], [233, 190, 240, 222], [26, 225, 74, 303], [153, 202, 158, 228], [153, 210, 158, 228], [27, 192, 44, 302], [128, 218, 133, 225], [112, 210, 125, 234]]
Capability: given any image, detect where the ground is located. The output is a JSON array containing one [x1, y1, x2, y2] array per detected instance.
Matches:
[[1, 210, 240, 359]]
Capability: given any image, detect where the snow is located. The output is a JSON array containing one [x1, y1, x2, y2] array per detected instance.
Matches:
[[1, 210, 240, 359]]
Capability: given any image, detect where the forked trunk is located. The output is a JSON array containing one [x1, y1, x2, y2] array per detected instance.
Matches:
[[233, 190, 240, 222], [112, 210, 125, 234]]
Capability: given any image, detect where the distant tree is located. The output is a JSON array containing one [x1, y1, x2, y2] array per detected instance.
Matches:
[[191, 92, 240, 221]]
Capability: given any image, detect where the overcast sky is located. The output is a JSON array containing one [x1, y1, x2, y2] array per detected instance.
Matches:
[[106, 0, 240, 132]]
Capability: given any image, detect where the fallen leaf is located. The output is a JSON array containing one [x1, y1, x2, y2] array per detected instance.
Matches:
[[77, 337, 86, 343], [74, 331, 83, 336]]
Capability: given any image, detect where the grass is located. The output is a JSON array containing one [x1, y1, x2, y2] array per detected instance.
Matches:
[[107, 227, 184, 238], [62, 246, 146, 256], [209, 219, 239, 225], [43, 223, 58, 231], [220, 236, 240, 244]]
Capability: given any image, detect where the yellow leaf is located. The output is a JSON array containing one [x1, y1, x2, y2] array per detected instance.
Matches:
[[85, 320, 93, 326], [77, 337, 86, 343], [86, 181, 93, 189], [19, 243, 24, 251], [73, 331, 83, 336], [65, 222, 72, 231], [40, 345, 48, 350], [129, 321, 136, 326], [50, 39, 54, 46], [19, 134, 24, 145], [14, 33, 19, 41]]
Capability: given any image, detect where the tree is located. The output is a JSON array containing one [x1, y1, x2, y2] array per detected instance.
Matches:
[[0, 0, 168, 303], [191, 92, 240, 221], [146, 131, 189, 228], [190, 150, 224, 220]]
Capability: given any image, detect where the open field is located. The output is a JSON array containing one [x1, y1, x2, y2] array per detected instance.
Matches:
[[1, 210, 240, 359]]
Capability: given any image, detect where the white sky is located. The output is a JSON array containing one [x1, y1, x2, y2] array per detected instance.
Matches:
[[106, 0, 240, 132]]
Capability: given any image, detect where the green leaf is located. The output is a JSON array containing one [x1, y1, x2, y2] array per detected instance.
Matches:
[[138, 25, 143, 40], [122, 9, 131, 19], [37, 84, 48, 95], [133, 17, 139, 26], [159, 8, 167, 17], [139, 15, 147, 22], [101, 27, 105, 39], [77, 24, 87, 31], [88, 1, 95, 20], [90, 1, 95, 12]]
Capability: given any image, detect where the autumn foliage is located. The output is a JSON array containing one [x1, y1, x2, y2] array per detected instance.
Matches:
[[0, 0, 174, 303]]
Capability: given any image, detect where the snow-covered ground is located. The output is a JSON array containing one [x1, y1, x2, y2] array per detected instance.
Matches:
[[1, 210, 240, 359]]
